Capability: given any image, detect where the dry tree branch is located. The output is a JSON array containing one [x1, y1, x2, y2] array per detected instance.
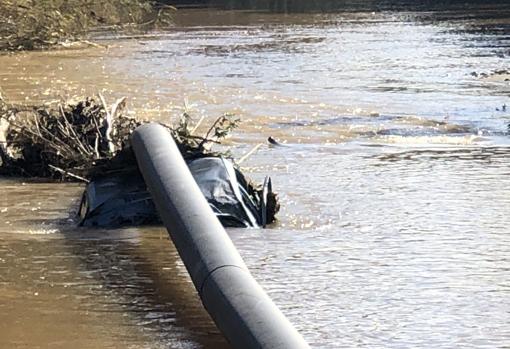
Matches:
[[237, 143, 264, 165], [98, 93, 115, 155], [48, 164, 90, 183]]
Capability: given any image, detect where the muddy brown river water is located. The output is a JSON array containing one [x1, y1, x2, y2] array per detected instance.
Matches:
[[1, 6, 510, 349]]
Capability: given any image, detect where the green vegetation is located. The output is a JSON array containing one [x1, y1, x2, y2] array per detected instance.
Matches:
[[0, 0, 173, 51]]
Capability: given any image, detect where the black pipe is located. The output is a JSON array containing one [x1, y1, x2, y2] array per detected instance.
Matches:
[[131, 123, 309, 349]]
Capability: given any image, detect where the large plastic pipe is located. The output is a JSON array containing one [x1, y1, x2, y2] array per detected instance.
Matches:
[[131, 123, 310, 349]]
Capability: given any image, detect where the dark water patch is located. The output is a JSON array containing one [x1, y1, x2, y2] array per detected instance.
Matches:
[[373, 146, 510, 163], [0, 180, 229, 348], [206, 0, 510, 14], [271, 114, 476, 141], [186, 35, 326, 56], [0, 228, 229, 348], [370, 127, 467, 137], [63, 230, 230, 348], [273, 114, 396, 128]]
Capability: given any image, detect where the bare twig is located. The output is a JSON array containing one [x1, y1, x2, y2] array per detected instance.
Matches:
[[202, 115, 224, 144], [190, 115, 205, 135], [93, 134, 100, 159], [48, 164, 90, 183], [110, 97, 127, 119], [59, 104, 92, 155], [0, 117, 9, 165], [98, 92, 115, 154], [8, 119, 74, 157], [237, 143, 264, 165], [33, 115, 42, 136]]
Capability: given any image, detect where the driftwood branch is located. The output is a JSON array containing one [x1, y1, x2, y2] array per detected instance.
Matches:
[[190, 115, 205, 135], [98, 93, 115, 155], [48, 165, 89, 183], [237, 143, 264, 165]]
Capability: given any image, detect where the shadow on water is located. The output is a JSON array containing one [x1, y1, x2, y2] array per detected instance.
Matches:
[[0, 179, 229, 348], [196, 0, 510, 13], [61, 225, 231, 349], [373, 145, 510, 163]]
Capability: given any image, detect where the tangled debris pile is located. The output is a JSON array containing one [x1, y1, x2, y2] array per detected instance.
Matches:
[[0, 95, 140, 180], [0, 96, 279, 227], [0, 95, 240, 180]]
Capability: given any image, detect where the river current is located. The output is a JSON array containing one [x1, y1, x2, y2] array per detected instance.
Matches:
[[0, 6, 509, 349]]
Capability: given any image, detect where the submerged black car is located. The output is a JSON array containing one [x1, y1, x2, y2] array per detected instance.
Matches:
[[79, 157, 277, 228]]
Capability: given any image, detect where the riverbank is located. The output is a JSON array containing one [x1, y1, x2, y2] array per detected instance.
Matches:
[[0, 0, 172, 51]]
